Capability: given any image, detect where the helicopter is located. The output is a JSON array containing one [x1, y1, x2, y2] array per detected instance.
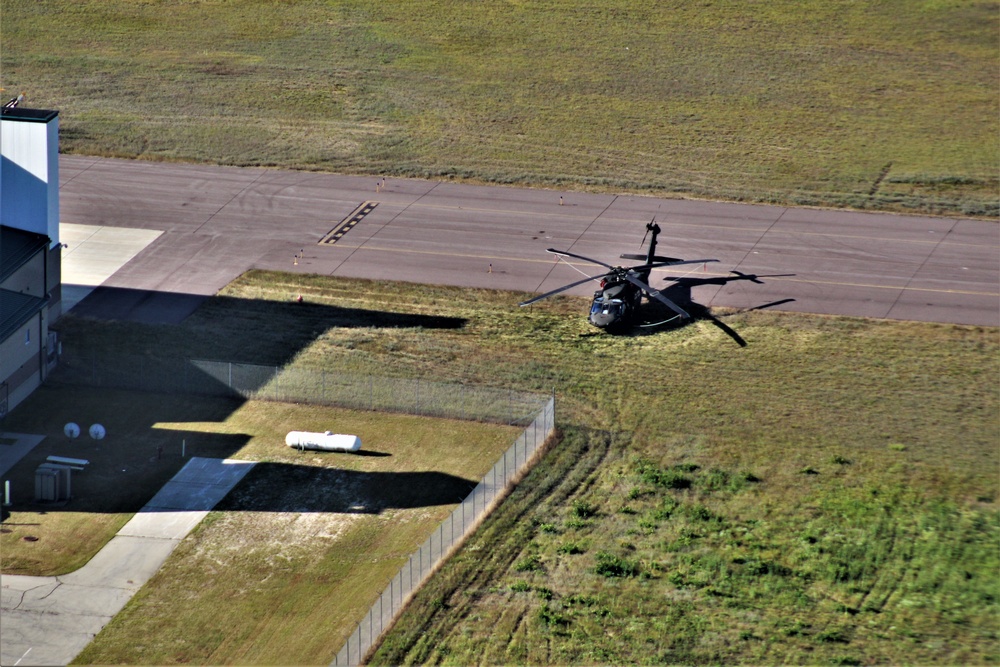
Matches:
[[519, 221, 719, 332]]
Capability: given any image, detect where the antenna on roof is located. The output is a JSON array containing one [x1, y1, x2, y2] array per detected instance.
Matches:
[[3, 92, 25, 110]]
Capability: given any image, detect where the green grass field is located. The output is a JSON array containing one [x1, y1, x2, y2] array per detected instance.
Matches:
[[36, 273, 999, 664], [3, 0, 997, 216]]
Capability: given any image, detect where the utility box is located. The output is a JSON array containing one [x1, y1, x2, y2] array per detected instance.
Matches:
[[34, 464, 71, 502], [35, 468, 58, 502]]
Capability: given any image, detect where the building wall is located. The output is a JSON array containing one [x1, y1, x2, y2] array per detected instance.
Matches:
[[47, 244, 62, 319], [0, 109, 60, 416], [0, 311, 45, 417], [0, 251, 47, 298], [0, 113, 60, 245]]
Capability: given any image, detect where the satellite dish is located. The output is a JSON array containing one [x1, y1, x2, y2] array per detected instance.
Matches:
[[89, 423, 106, 440], [64, 422, 80, 439]]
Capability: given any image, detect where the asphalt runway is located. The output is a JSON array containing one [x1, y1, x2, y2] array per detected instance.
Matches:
[[60, 155, 998, 327]]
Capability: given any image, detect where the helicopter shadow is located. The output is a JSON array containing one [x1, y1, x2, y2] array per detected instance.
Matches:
[[636, 272, 796, 346]]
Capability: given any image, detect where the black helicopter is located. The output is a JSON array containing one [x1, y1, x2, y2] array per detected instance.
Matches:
[[519, 221, 719, 331]]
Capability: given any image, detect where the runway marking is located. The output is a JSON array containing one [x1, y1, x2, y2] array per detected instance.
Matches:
[[330, 243, 1000, 297], [319, 201, 378, 245], [400, 201, 996, 249]]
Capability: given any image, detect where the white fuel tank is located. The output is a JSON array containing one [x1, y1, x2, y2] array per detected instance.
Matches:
[[285, 431, 361, 452]]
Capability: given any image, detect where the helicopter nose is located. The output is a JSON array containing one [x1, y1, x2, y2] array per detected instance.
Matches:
[[589, 311, 615, 328]]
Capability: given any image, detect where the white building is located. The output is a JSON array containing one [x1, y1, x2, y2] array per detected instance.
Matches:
[[0, 105, 62, 417]]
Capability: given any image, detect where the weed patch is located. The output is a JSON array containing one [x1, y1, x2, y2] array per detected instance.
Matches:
[[594, 552, 640, 578]]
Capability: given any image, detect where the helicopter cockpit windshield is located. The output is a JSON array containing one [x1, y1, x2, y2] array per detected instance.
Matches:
[[592, 299, 624, 316]]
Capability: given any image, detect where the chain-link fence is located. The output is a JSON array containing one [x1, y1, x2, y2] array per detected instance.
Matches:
[[51, 354, 548, 426], [332, 395, 555, 666]]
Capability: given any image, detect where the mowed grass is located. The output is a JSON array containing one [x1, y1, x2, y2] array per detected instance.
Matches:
[[46, 272, 1000, 664], [4, 0, 997, 216]]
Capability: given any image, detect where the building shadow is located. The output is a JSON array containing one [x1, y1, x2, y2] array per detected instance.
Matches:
[[1, 284, 473, 517], [215, 463, 476, 514]]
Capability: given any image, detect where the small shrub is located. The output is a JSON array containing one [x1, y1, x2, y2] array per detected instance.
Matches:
[[557, 541, 585, 555], [594, 551, 640, 578], [784, 620, 811, 636], [800, 466, 820, 475], [515, 554, 542, 572], [741, 471, 761, 483], [564, 594, 599, 607], [637, 518, 659, 533], [563, 593, 600, 607], [535, 586, 554, 601], [888, 443, 907, 451], [572, 500, 597, 519], [618, 504, 638, 514], [659, 469, 692, 489], [702, 468, 732, 491], [741, 559, 792, 577], [685, 504, 721, 522], [830, 455, 851, 465], [538, 522, 558, 533], [636, 459, 692, 489], [510, 580, 532, 593], [817, 628, 850, 643], [652, 497, 679, 520], [537, 603, 569, 627]]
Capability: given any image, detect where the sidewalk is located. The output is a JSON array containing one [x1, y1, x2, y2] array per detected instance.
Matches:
[[0, 457, 255, 666]]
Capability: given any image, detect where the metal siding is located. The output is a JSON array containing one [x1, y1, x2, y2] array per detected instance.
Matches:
[[0, 117, 58, 237]]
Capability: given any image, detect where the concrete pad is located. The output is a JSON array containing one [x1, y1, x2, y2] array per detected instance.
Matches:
[[0, 607, 110, 667], [59, 535, 180, 592], [19, 579, 132, 617], [0, 577, 58, 609], [118, 509, 210, 540], [59, 223, 162, 312], [143, 481, 236, 512]]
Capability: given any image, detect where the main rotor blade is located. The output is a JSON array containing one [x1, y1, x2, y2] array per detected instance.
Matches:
[[635, 258, 719, 272], [546, 248, 615, 270], [623, 274, 690, 319], [706, 313, 748, 347], [519, 272, 608, 306], [622, 253, 690, 263]]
